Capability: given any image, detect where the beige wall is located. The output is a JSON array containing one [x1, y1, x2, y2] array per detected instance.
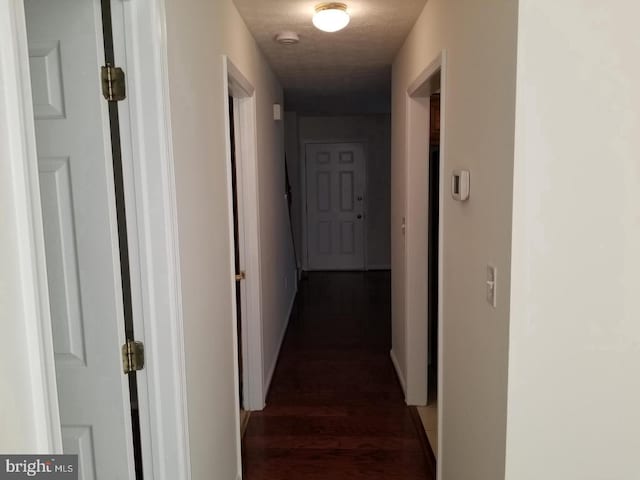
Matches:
[[391, 0, 518, 478], [293, 115, 392, 269], [164, 0, 296, 478], [506, 2, 640, 478]]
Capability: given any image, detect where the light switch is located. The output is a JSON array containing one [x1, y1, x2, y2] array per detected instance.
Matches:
[[451, 170, 470, 201], [273, 103, 282, 121], [486, 265, 497, 307]]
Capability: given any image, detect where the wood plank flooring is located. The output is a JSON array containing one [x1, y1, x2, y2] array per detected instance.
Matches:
[[242, 272, 436, 479]]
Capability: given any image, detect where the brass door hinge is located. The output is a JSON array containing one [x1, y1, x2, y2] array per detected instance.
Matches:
[[101, 64, 126, 102], [235, 271, 246, 282], [122, 340, 144, 375]]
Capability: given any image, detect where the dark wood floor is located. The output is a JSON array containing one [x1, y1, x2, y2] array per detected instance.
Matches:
[[242, 272, 436, 479]]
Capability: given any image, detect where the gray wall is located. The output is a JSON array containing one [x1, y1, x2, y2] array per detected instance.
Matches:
[[285, 114, 392, 270]]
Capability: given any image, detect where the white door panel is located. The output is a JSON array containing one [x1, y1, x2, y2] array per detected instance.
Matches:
[[306, 143, 366, 270], [26, 0, 136, 478]]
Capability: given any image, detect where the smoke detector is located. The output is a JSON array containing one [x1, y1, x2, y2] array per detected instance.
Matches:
[[275, 31, 300, 45]]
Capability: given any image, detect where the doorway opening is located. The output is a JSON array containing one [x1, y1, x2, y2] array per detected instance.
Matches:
[[227, 94, 249, 434], [404, 53, 445, 468], [224, 57, 265, 423], [427, 92, 440, 407]]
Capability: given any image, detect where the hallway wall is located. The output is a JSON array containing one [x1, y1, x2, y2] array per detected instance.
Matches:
[[285, 114, 392, 270], [506, 2, 640, 478], [164, 0, 297, 478], [391, 0, 518, 479]]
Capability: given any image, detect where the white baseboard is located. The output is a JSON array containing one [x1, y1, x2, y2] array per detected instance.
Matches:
[[263, 285, 298, 402], [390, 349, 407, 396]]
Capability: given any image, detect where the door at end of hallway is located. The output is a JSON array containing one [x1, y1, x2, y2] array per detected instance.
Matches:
[[305, 142, 366, 271]]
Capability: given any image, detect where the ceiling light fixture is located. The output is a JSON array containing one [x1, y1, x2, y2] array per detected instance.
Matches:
[[313, 3, 350, 33]]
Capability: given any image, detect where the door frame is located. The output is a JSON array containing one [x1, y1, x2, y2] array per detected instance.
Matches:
[[223, 56, 265, 412], [0, 0, 62, 452], [300, 139, 369, 271], [403, 51, 446, 477], [1, 1, 191, 479]]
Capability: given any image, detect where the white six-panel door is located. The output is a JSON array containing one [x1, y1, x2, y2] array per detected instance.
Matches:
[[305, 143, 366, 270], [25, 0, 137, 478]]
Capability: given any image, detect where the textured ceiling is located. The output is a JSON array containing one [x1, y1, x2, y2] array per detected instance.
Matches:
[[233, 0, 427, 102]]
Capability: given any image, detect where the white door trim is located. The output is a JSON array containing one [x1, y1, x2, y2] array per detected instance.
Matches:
[[0, 0, 62, 453], [114, 1, 191, 479], [2, 1, 191, 478], [404, 50, 446, 480], [223, 56, 265, 414], [300, 139, 369, 271]]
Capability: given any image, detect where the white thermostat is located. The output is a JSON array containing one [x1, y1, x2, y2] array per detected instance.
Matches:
[[451, 170, 470, 201]]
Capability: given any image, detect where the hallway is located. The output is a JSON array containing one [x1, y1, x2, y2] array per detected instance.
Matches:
[[242, 272, 435, 479]]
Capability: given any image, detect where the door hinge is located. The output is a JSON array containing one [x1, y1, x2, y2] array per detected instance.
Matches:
[[122, 340, 144, 375], [101, 64, 126, 102], [235, 271, 246, 282]]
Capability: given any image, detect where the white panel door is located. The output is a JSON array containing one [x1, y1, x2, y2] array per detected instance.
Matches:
[[305, 143, 366, 270], [25, 0, 137, 478]]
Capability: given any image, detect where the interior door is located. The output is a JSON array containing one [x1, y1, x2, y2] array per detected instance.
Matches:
[[228, 96, 245, 408], [305, 143, 366, 270], [25, 0, 137, 478]]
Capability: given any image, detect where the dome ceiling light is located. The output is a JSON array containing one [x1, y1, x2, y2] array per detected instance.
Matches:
[[312, 3, 350, 33]]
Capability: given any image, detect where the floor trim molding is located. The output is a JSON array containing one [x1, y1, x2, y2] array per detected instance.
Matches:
[[239, 410, 251, 437], [390, 349, 407, 395], [263, 287, 298, 403], [409, 406, 437, 476]]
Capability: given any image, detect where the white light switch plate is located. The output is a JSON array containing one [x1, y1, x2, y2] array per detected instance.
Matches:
[[273, 103, 282, 121], [486, 265, 497, 307]]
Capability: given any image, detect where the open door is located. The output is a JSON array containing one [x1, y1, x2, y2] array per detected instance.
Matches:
[[25, 0, 141, 477], [228, 96, 246, 410], [427, 93, 440, 404]]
